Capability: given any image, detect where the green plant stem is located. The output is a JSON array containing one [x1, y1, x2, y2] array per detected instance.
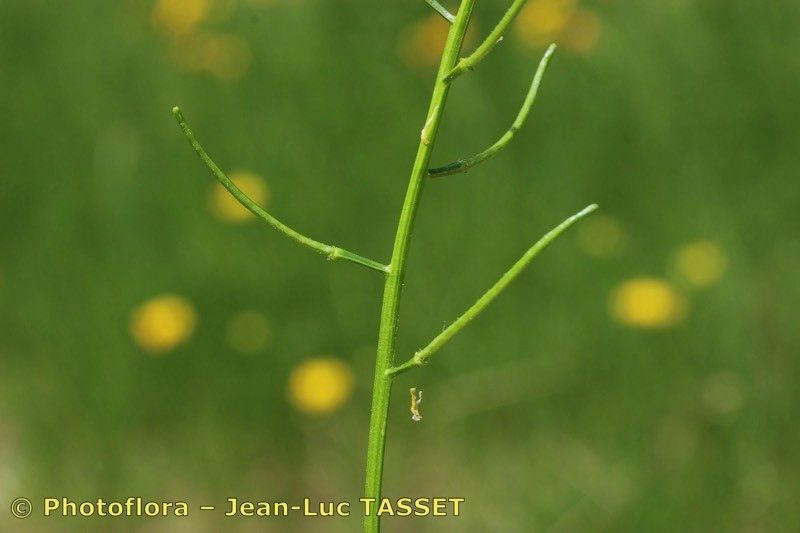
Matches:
[[445, 0, 530, 81], [425, 0, 455, 23], [172, 107, 388, 273], [362, 1, 476, 531], [429, 43, 556, 177], [174, 5, 591, 528], [386, 203, 598, 378]]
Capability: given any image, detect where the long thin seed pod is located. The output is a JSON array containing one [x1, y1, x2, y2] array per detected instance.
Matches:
[[445, 0, 530, 81], [386, 204, 598, 377], [429, 44, 556, 177], [172, 107, 388, 273]]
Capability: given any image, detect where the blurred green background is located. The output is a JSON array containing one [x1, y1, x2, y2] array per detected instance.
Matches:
[[1, 0, 799, 531]]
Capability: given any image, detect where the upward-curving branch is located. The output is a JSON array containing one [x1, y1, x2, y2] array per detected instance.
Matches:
[[386, 203, 598, 378], [429, 44, 556, 178], [172, 107, 388, 274], [445, 0, 531, 82]]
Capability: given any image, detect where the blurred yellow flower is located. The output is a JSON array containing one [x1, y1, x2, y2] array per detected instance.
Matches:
[[397, 14, 477, 70], [288, 358, 354, 415], [560, 8, 602, 54], [151, 0, 211, 38], [672, 241, 727, 289], [170, 33, 252, 81], [609, 277, 687, 329], [576, 213, 625, 258], [198, 34, 252, 81], [130, 294, 197, 353], [398, 14, 451, 70], [226, 311, 270, 355], [514, 0, 578, 48], [208, 170, 268, 222]]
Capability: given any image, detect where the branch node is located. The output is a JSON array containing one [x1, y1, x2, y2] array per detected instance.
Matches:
[[420, 105, 439, 146], [444, 0, 530, 82]]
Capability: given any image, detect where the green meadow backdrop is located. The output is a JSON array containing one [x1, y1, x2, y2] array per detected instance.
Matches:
[[1, 0, 798, 531]]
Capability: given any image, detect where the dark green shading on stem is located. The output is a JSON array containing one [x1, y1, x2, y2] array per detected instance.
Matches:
[[172, 107, 388, 274], [429, 44, 556, 177]]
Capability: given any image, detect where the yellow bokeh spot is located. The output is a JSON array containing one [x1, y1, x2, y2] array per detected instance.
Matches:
[[288, 358, 355, 415], [398, 14, 451, 70], [514, 0, 578, 48], [576, 213, 625, 258], [198, 34, 252, 81], [226, 311, 270, 355], [170, 33, 252, 81], [672, 241, 727, 289], [397, 14, 477, 70], [208, 170, 268, 222], [151, 0, 211, 38], [130, 294, 197, 353], [609, 277, 687, 329], [560, 8, 602, 54]]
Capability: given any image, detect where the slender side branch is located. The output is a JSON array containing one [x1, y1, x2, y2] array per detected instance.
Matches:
[[429, 44, 556, 178], [172, 107, 388, 274], [425, 0, 455, 23], [386, 204, 598, 377], [444, 0, 530, 81]]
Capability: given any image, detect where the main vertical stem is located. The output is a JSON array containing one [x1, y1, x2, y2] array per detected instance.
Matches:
[[363, 2, 476, 532]]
